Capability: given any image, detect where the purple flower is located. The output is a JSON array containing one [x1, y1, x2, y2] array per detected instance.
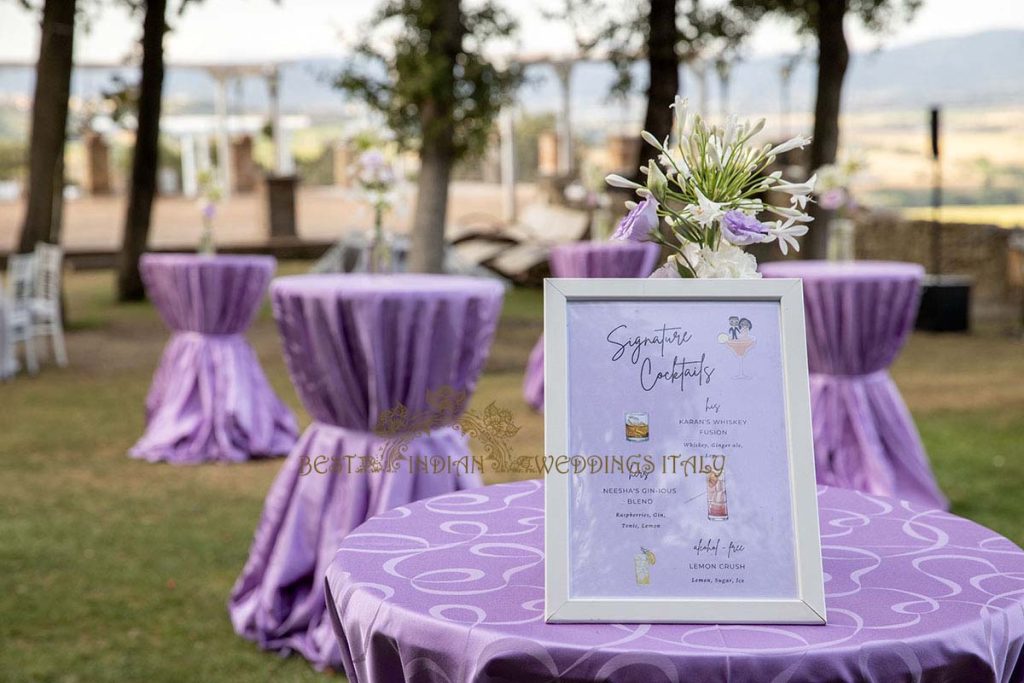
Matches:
[[612, 197, 660, 242], [720, 210, 769, 246], [202, 202, 216, 221], [819, 188, 848, 211]]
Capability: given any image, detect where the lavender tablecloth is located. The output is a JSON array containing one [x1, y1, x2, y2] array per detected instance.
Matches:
[[523, 241, 661, 411], [129, 254, 297, 464], [327, 479, 1024, 683], [229, 273, 504, 670], [760, 260, 947, 510]]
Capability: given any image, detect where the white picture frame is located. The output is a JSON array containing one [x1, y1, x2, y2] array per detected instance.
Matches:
[[544, 277, 825, 625]]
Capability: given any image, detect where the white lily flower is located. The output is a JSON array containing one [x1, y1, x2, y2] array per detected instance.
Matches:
[[768, 134, 812, 157], [769, 220, 810, 256], [659, 148, 690, 179], [671, 96, 691, 139], [606, 174, 643, 190], [770, 205, 814, 221], [707, 138, 722, 167], [723, 115, 739, 147], [774, 173, 817, 210], [686, 187, 724, 228], [640, 130, 665, 151]]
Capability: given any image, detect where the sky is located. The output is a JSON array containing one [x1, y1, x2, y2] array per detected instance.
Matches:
[[0, 0, 1023, 65]]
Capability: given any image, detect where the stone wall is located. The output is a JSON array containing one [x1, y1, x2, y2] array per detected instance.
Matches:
[[854, 211, 1023, 323]]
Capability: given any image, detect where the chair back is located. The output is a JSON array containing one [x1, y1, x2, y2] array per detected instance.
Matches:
[[33, 242, 63, 305], [5, 253, 36, 310]]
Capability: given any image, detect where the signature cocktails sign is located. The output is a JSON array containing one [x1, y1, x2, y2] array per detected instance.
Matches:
[[544, 278, 826, 624]]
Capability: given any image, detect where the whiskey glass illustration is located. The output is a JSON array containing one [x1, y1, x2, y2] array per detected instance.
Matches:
[[707, 471, 729, 521], [625, 412, 649, 442]]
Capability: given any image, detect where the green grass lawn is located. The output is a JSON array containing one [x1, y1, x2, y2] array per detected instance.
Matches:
[[1, 264, 1022, 681]]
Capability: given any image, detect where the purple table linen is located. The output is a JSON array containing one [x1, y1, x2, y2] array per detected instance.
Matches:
[[326, 480, 1024, 683], [761, 260, 947, 510], [523, 241, 661, 411], [129, 254, 297, 464], [228, 274, 504, 670]]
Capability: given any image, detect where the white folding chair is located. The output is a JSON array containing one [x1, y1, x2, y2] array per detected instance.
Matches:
[[31, 242, 67, 368], [4, 253, 39, 375]]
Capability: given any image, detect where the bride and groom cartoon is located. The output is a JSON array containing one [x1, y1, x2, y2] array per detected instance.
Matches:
[[719, 316, 755, 379]]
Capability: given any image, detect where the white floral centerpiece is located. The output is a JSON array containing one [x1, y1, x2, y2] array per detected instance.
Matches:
[[812, 157, 863, 214], [197, 170, 222, 256], [812, 156, 864, 261], [606, 97, 817, 279]]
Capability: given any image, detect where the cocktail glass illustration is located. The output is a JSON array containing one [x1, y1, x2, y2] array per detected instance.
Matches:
[[707, 471, 729, 521], [724, 337, 756, 379], [625, 412, 649, 442], [634, 547, 655, 585]]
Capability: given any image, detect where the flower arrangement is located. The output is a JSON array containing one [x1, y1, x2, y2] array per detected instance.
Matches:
[[353, 149, 398, 229], [812, 157, 864, 214], [197, 170, 222, 256], [606, 97, 817, 279], [352, 148, 398, 272]]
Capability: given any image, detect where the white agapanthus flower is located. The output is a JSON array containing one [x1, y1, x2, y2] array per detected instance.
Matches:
[[686, 188, 724, 228], [774, 174, 817, 210], [768, 135, 812, 157], [769, 220, 811, 256]]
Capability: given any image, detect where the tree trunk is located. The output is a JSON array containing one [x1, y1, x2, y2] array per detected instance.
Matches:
[[17, 0, 76, 254], [804, 0, 849, 260], [408, 0, 464, 274], [117, 0, 167, 301], [637, 0, 679, 173]]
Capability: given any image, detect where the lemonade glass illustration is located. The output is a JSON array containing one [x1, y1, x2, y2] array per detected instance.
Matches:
[[707, 471, 729, 521], [634, 547, 655, 585], [625, 412, 649, 442]]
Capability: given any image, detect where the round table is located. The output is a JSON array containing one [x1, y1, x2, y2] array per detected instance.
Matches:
[[229, 273, 505, 670], [129, 253, 297, 464], [523, 241, 661, 411], [326, 480, 1024, 683], [760, 260, 947, 510]]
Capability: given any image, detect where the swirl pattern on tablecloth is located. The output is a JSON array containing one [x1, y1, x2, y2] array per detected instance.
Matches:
[[326, 480, 1024, 683]]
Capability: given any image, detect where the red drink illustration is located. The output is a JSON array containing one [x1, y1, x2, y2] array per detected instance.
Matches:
[[707, 471, 729, 521]]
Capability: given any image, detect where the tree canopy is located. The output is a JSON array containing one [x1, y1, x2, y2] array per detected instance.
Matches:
[[335, 0, 522, 162]]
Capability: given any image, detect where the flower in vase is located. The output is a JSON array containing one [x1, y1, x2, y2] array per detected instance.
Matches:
[[819, 188, 848, 211], [721, 210, 770, 246], [650, 255, 684, 278], [768, 220, 811, 256], [682, 242, 761, 279], [607, 98, 816, 277], [612, 197, 660, 242], [686, 188, 724, 229]]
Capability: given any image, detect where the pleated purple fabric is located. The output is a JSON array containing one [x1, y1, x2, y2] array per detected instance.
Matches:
[[523, 241, 661, 411], [761, 260, 947, 509], [326, 480, 1024, 683], [129, 254, 297, 464], [228, 274, 504, 670]]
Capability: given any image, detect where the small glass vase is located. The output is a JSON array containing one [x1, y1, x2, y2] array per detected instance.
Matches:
[[198, 221, 216, 256], [590, 206, 613, 242], [828, 217, 855, 262], [365, 223, 394, 274]]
